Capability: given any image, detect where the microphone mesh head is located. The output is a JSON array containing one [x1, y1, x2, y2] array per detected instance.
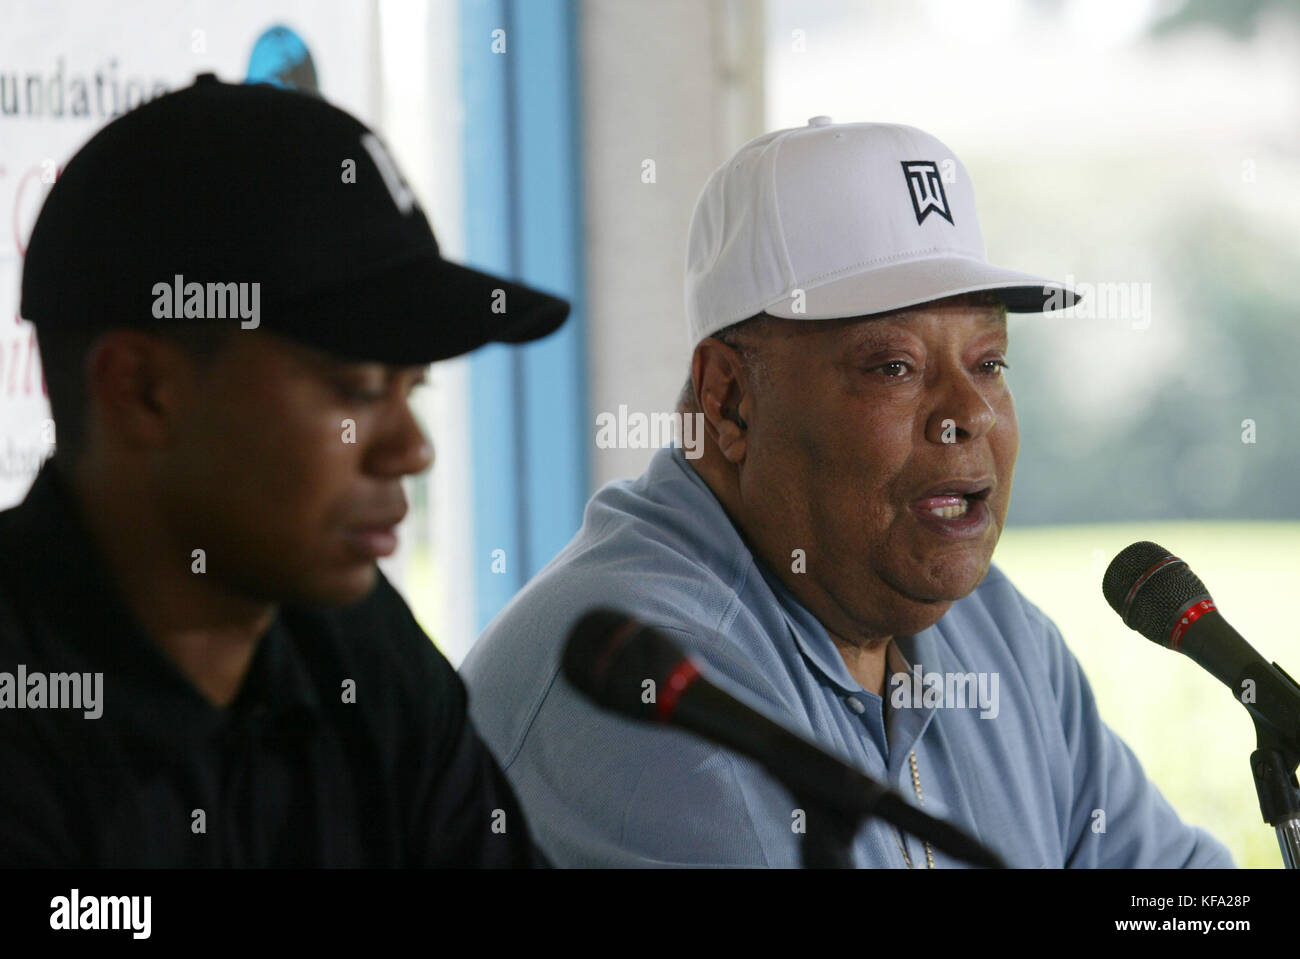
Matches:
[[561, 608, 686, 722], [561, 608, 631, 700], [1102, 541, 1211, 647]]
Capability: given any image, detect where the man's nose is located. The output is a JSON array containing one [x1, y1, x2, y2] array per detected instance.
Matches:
[[366, 402, 435, 477], [926, 369, 996, 444]]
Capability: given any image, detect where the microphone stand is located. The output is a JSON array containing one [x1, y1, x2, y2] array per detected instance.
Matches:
[[1248, 661, 1300, 867], [1250, 742, 1300, 868]]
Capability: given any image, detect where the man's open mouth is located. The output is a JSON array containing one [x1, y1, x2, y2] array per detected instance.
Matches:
[[911, 486, 992, 519]]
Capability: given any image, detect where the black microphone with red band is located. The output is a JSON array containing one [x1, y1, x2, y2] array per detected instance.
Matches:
[[1105, 540, 1300, 861], [1103, 540, 1300, 748], [561, 607, 1005, 868]]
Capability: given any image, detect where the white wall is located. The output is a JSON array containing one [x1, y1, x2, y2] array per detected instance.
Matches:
[[0, 0, 380, 509], [580, 0, 765, 488]]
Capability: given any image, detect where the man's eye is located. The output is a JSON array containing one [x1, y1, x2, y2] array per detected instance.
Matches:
[[873, 361, 911, 377], [981, 359, 1011, 376]]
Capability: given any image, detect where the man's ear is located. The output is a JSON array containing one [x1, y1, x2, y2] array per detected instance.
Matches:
[[84, 330, 193, 452], [691, 338, 751, 464]]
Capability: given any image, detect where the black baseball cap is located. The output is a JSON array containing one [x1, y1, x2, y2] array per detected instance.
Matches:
[[20, 73, 570, 364]]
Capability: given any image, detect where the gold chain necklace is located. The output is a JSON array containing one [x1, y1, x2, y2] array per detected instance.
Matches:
[[882, 657, 933, 868], [892, 750, 934, 869]]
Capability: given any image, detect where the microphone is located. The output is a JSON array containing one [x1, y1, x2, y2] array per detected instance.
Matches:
[[1102, 541, 1300, 745], [561, 608, 1005, 868]]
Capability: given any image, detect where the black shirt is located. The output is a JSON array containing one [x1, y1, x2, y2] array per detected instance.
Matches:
[[0, 464, 537, 867]]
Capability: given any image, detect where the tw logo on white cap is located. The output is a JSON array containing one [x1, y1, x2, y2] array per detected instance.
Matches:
[[684, 117, 1079, 344], [901, 160, 954, 226]]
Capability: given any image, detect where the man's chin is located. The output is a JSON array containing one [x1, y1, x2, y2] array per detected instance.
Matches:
[[886, 557, 990, 608], [287, 562, 379, 607]]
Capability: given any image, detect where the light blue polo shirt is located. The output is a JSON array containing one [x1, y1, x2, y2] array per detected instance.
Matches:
[[461, 445, 1234, 868]]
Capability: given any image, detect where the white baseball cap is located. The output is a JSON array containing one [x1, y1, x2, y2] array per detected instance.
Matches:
[[684, 117, 1079, 344]]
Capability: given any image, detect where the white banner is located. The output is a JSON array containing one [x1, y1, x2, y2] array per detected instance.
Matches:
[[0, 0, 378, 507]]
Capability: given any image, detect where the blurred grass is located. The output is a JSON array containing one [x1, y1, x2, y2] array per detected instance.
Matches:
[[995, 521, 1300, 869]]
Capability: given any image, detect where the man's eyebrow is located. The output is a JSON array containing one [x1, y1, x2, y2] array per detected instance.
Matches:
[[284, 339, 375, 375], [309, 349, 412, 377]]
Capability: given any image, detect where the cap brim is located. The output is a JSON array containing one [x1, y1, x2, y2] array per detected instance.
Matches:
[[761, 255, 1079, 320], [266, 254, 571, 365]]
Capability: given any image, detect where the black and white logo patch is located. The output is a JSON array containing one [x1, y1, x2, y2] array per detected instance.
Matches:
[[901, 160, 953, 226], [362, 132, 417, 215]]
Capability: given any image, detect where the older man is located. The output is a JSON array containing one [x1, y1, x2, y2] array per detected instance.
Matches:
[[462, 118, 1233, 867], [0, 75, 567, 866]]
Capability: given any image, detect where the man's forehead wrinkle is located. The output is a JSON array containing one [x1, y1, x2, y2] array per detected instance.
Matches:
[[838, 311, 1007, 349]]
